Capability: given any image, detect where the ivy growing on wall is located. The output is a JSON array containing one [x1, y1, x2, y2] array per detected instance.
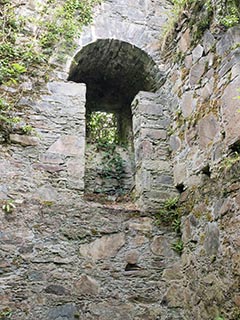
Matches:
[[0, 0, 101, 138], [162, 0, 240, 52]]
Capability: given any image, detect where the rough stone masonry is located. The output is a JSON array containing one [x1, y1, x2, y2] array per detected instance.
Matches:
[[0, 0, 240, 319]]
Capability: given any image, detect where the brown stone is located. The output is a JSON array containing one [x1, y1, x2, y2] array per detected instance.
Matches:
[[128, 217, 153, 233], [125, 251, 139, 264], [198, 113, 220, 148], [79, 233, 125, 260], [9, 134, 39, 146], [162, 263, 183, 281], [151, 236, 175, 257], [48, 135, 84, 156], [180, 91, 196, 118], [179, 29, 190, 53], [234, 294, 240, 307], [33, 163, 63, 173], [162, 282, 190, 308], [221, 77, 240, 146], [75, 275, 99, 296]]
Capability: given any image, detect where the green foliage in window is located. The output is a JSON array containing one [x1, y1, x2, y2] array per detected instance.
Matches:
[[87, 112, 119, 145]]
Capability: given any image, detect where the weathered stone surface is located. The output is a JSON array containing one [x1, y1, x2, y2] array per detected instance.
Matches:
[[180, 91, 196, 117], [1, 1, 240, 320], [125, 250, 139, 264], [45, 284, 68, 295], [79, 233, 125, 260], [179, 29, 191, 53], [162, 263, 183, 281], [221, 77, 240, 145], [89, 302, 133, 320], [48, 135, 84, 156], [75, 275, 99, 296], [48, 81, 86, 98], [192, 44, 204, 63], [47, 303, 78, 320], [216, 26, 240, 56], [151, 236, 175, 257], [173, 162, 187, 186], [169, 135, 181, 151], [203, 30, 216, 54], [189, 57, 207, 87], [162, 282, 190, 308], [198, 113, 220, 148], [204, 222, 220, 256], [127, 217, 153, 233], [9, 134, 39, 146]]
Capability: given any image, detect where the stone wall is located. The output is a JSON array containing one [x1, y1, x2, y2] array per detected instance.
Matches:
[[0, 0, 240, 319], [158, 25, 240, 319]]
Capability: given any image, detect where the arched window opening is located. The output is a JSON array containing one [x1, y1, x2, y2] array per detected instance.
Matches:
[[68, 39, 162, 198]]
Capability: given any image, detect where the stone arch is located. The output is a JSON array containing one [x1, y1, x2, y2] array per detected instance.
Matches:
[[67, 38, 165, 197], [68, 38, 163, 110]]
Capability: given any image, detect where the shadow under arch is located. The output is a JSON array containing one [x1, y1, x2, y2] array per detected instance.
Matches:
[[68, 38, 164, 111]]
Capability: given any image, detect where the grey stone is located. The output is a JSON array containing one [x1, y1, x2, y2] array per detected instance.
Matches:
[[216, 26, 240, 56], [184, 54, 193, 69], [47, 81, 86, 98], [47, 135, 84, 156], [47, 303, 78, 320], [198, 113, 220, 148], [79, 233, 125, 260], [189, 57, 207, 87], [45, 284, 68, 295], [204, 222, 220, 256], [180, 91, 196, 117], [221, 77, 240, 146], [203, 30, 216, 54], [173, 163, 187, 186], [169, 135, 181, 151], [192, 44, 204, 63]]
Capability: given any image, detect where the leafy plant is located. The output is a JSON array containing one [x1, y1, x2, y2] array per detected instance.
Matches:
[[2, 199, 16, 213], [0, 0, 101, 139], [21, 124, 34, 135], [171, 239, 184, 254], [87, 112, 118, 145], [155, 196, 180, 225], [218, 152, 240, 171], [0, 307, 12, 319]]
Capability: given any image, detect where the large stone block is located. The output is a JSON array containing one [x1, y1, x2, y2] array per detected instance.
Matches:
[[189, 57, 208, 87], [47, 81, 86, 98], [198, 113, 220, 149], [79, 233, 125, 260], [48, 135, 85, 156], [221, 77, 240, 146], [180, 91, 197, 118]]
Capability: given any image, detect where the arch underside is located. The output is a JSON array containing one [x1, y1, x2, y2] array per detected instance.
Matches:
[[68, 39, 164, 113]]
